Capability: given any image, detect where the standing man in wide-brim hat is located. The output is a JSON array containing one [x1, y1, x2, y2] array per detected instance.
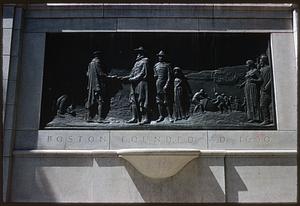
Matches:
[[153, 50, 174, 123], [122, 46, 151, 124]]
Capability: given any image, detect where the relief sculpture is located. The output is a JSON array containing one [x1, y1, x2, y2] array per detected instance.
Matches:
[[42, 33, 276, 129]]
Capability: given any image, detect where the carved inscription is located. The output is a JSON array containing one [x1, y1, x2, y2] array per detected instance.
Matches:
[[121, 135, 202, 145], [239, 135, 271, 144], [47, 135, 107, 144], [209, 133, 272, 145]]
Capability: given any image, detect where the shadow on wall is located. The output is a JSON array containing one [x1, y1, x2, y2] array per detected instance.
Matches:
[[122, 157, 226, 202], [10, 155, 296, 202], [225, 156, 296, 202], [10, 157, 93, 202], [14, 130, 39, 150], [12, 156, 227, 202]]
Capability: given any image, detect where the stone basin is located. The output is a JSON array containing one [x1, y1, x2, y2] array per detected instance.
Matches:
[[117, 149, 200, 179]]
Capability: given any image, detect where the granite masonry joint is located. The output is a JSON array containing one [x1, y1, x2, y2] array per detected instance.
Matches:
[[12, 149, 297, 157]]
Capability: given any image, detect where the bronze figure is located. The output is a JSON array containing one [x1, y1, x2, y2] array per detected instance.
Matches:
[[240, 60, 261, 122], [153, 50, 174, 122], [173, 67, 192, 121], [85, 51, 110, 122], [192, 89, 208, 113], [122, 47, 151, 124], [259, 54, 273, 125], [212, 92, 226, 113]]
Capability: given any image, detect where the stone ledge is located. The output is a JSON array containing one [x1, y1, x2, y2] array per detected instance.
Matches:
[[44, 3, 293, 9], [24, 3, 293, 20], [13, 149, 297, 157]]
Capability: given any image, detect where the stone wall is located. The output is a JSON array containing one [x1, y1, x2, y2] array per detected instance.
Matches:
[[2, 3, 297, 203]]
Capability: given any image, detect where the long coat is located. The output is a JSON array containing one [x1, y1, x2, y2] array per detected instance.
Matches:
[[85, 57, 108, 108], [174, 73, 192, 119], [244, 68, 261, 121], [127, 56, 150, 108]]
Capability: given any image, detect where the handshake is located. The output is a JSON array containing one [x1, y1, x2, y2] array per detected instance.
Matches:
[[120, 76, 132, 84], [107, 75, 128, 82], [106, 75, 135, 84]]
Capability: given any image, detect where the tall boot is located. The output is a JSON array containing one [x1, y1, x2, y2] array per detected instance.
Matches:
[[127, 104, 138, 123], [140, 107, 150, 125], [97, 102, 104, 122], [260, 106, 271, 125], [86, 105, 95, 122], [86, 110, 93, 122], [156, 104, 164, 122], [166, 104, 174, 122]]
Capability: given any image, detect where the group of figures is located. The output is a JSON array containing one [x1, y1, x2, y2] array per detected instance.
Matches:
[[56, 47, 273, 126], [191, 54, 274, 126], [192, 90, 234, 114], [85, 47, 192, 124], [239, 55, 273, 125]]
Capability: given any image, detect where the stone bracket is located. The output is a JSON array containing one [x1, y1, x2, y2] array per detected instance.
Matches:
[[118, 149, 201, 179]]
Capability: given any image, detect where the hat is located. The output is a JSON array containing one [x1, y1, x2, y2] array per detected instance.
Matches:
[[246, 59, 255, 68], [92, 51, 102, 57], [173, 67, 181, 71], [157, 50, 166, 56], [134, 46, 145, 52], [260, 54, 268, 59], [260, 54, 269, 63]]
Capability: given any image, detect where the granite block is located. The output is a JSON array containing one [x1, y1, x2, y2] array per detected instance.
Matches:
[[117, 18, 198, 31], [3, 6, 14, 29], [7, 56, 19, 81], [6, 80, 16, 105], [271, 33, 297, 130], [3, 79, 8, 108], [104, 4, 213, 18], [38, 130, 109, 150], [208, 130, 297, 150], [3, 129, 13, 157], [212, 18, 292, 31], [3, 17, 14, 29], [226, 156, 297, 202], [15, 130, 110, 150], [11, 29, 22, 57], [14, 130, 41, 150], [18, 33, 45, 88], [3, 157, 11, 202], [15, 92, 41, 130], [4, 104, 15, 130], [110, 130, 207, 149], [11, 157, 93, 202], [92, 156, 225, 202], [25, 8, 103, 18], [24, 18, 117, 32], [213, 6, 292, 19], [13, 7, 23, 30], [2, 55, 10, 80], [3, 29, 13, 55], [15, 33, 46, 130]]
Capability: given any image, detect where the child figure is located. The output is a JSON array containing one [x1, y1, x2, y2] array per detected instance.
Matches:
[[173, 67, 192, 121]]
